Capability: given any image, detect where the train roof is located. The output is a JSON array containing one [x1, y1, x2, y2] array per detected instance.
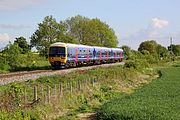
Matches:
[[50, 42, 66, 47], [50, 42, 92, 48], [50, 42, 123, 51]]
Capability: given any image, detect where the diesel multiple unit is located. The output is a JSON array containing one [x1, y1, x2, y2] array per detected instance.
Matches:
[[48, 42, 123, 69]]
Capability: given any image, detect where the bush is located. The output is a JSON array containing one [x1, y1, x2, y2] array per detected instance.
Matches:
[[124, 60, 149, 70], [0, 110, 40, 120], [0, 56, 10, 72], [124, 60, 138, 69]]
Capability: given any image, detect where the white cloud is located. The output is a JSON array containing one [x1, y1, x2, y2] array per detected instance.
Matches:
[[120, 18, 170, 49], [127, 18, 169, 39], [0, 0, 45, 10], [0, 33, 10, 41], [151, 18, 169, 29]]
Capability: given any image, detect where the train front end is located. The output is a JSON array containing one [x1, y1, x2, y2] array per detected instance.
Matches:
[[48, 42, 67, 69]]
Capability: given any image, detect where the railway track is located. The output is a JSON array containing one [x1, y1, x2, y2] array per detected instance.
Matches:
[[0, 62, 124, 86], [0, 70, 52, 78]]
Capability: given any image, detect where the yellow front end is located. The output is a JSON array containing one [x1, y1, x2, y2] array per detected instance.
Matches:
[[48, 44, 67, 67], [48, 56, 67, 65]]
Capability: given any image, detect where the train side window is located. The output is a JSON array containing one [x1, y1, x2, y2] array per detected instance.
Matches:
[[98, 51, 100, 56]]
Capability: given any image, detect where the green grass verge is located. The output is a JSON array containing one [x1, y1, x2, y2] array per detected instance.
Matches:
[[97, 65, 180, 120]]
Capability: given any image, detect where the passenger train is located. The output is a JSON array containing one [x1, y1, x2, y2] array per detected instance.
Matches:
[[48, 42, 123, 69]]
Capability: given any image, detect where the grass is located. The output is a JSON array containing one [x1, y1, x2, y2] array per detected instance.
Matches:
[[0, 64, 157, 120], [97, 63, 180, 120]]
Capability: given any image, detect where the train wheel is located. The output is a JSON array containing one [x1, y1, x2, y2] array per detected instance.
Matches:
[[73, 61, 77, 67], [65, 62, 70, 68]]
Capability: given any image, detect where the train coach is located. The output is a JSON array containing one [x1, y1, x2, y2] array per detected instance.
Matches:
[[48, 42, 123, 69]]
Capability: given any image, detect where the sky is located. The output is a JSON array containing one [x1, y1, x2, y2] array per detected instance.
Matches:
[[0, 0, 180, 50]]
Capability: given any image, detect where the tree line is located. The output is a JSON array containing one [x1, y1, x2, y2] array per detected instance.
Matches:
[[122, 40, 180, 60], [30, 15, 118, 55]]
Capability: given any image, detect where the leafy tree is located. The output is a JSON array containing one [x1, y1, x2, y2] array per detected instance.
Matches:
[[141, 50, 150, 55], [130, 50, 143, 60], [121, 45, 131, 59], [87, 18, 118, 47], [156, 44, 168, 58], [31, 15, 118, 55], [30, 16, 66, 55], [61, 15, 89, 44], [14, 36, 30, 54], [138, 40, 158, 54], [62, 15, 118, 47], [0, 54, 10, 71], [3, 43, 22, 70], [168, 44, 180, 56], [138, 40, 169, 61]]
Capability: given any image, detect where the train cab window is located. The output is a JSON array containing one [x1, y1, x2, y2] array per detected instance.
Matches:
[[49, 47, 65, 57]]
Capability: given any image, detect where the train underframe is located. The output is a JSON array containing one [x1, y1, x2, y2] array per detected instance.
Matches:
[[51, 58, 122, 70]]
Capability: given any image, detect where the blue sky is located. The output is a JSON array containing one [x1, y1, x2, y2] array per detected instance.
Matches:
[[0, 0, 179, 50]]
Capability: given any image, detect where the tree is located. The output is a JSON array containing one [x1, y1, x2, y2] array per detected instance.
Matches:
[[3, 43, 22, 69], [30, 16, 66, 55], [31, 15, 119, 55], [168, 44, 180, 56], [62, 15, 118, 47], [138, 40, 158, 54], [14, 36, 30, 54], [156, 44, 168, 58], [121, 45, 131, 59], [86, 18, 118, 47], [61, 15, 89, 44], [138, 40, 169, 60]]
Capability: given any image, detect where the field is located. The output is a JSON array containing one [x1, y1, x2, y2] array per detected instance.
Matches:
[[97, 62, 180, 120]]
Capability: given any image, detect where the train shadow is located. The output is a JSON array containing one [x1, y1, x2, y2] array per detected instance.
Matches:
[[9, 66, 51, 72]]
